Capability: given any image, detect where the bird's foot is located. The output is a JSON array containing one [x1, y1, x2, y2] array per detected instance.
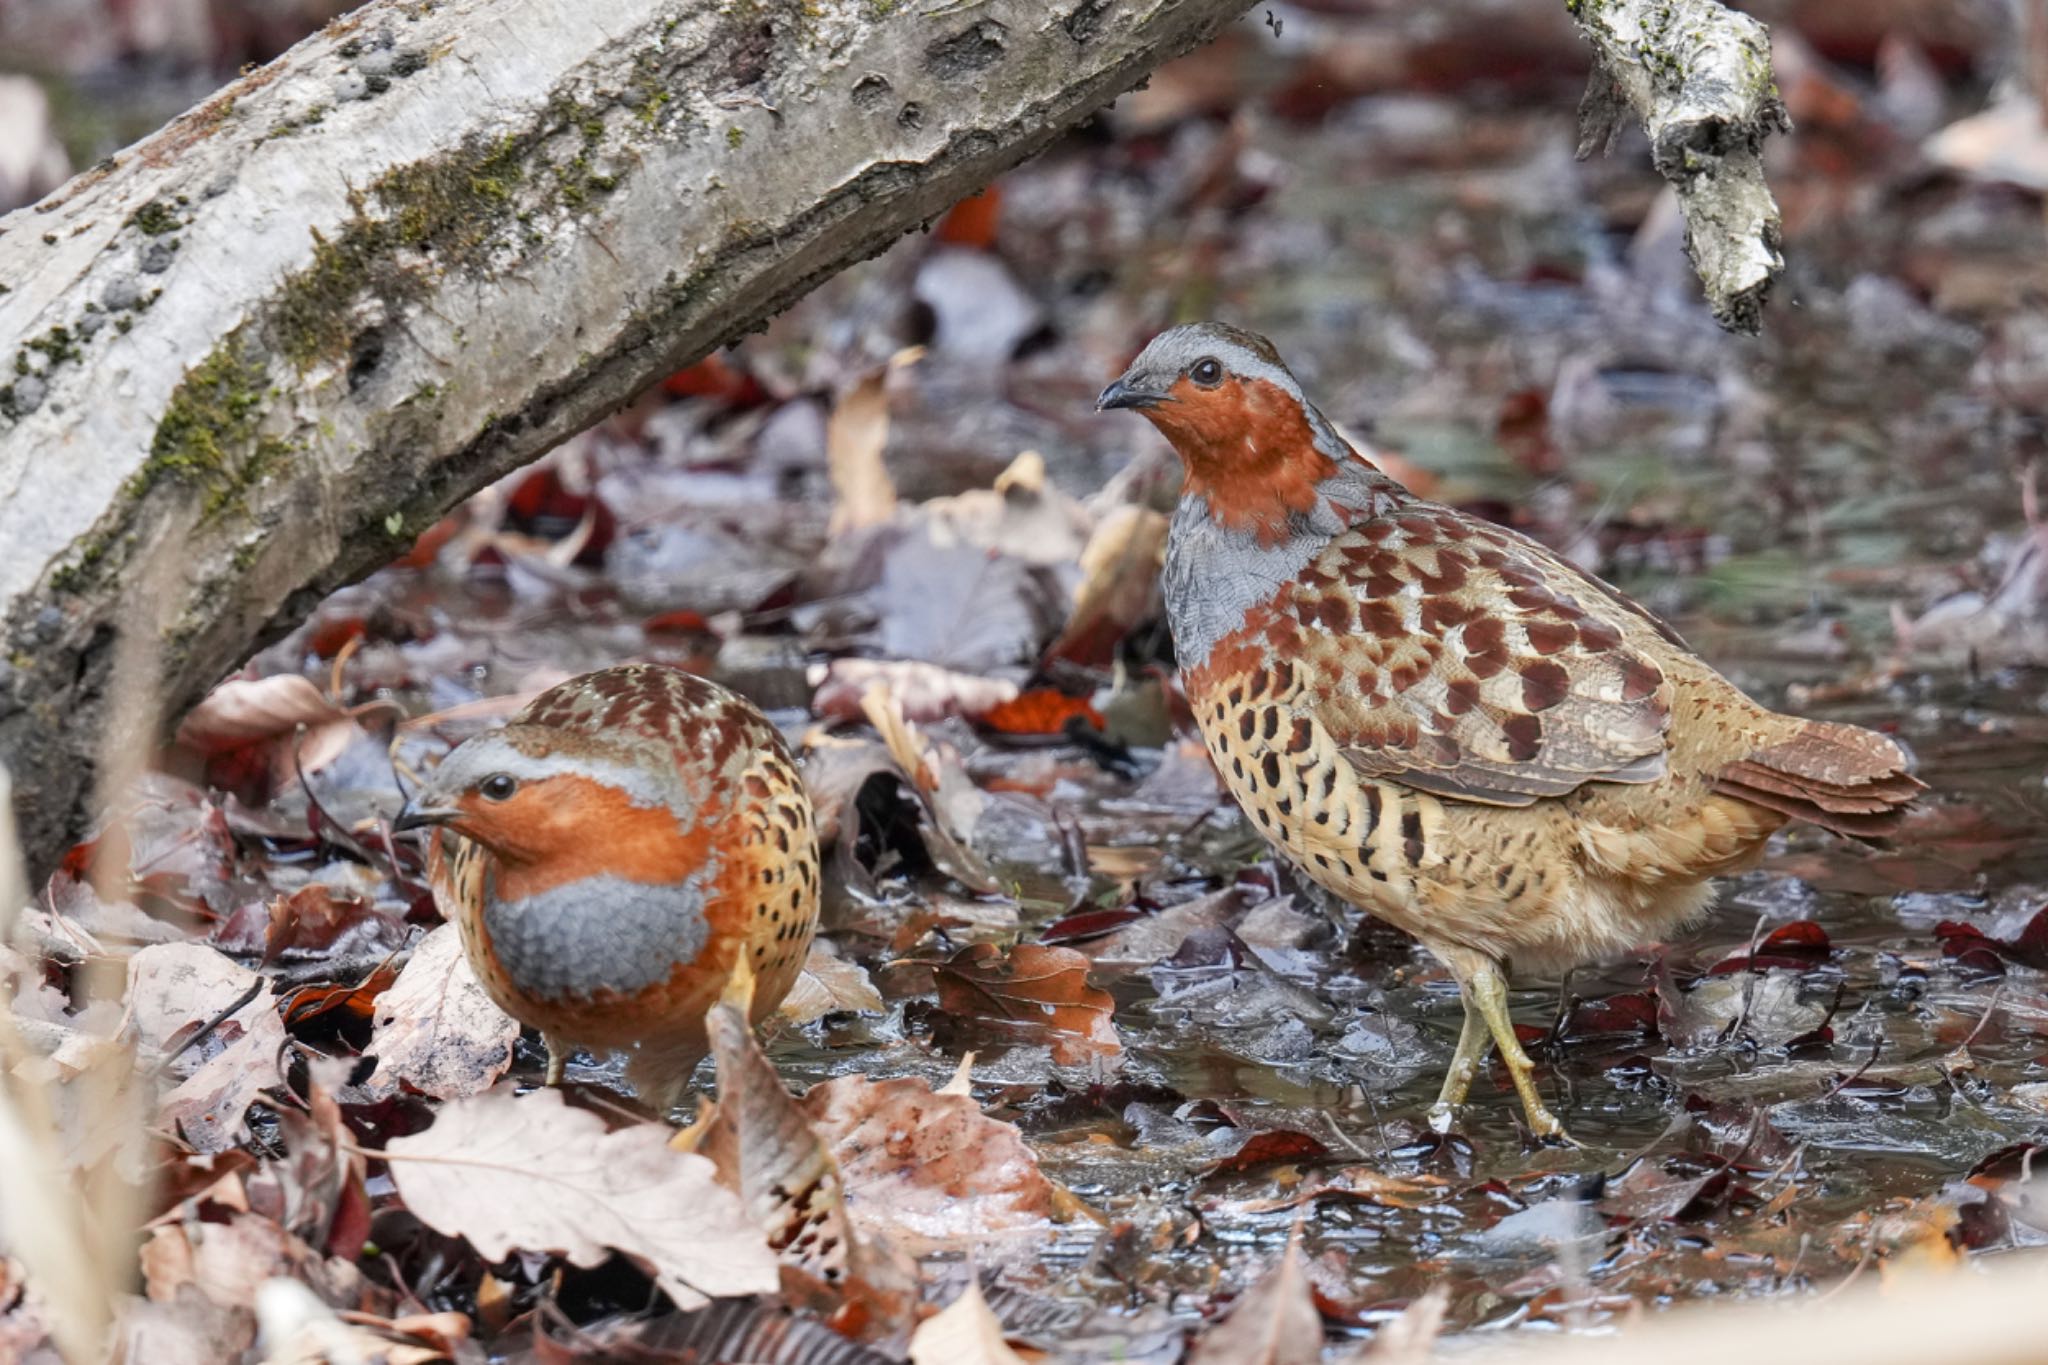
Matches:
[[1522, 1101, 1577, 1148]]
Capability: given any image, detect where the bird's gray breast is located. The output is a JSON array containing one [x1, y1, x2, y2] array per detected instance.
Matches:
[[484, 870, 713, 1002], [1163, 494, 1338, 670]]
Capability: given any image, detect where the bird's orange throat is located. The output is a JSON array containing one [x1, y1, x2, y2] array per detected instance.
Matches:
[[447, 775, 719, 901], [1143, 374, 1340, 546]]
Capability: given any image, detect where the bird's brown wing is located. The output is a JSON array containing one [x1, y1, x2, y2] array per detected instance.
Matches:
[[514, 662, 783, 783], [1273, 505, 1673, 807]]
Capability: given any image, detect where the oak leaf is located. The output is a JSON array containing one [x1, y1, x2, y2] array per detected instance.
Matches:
[[934, 942, 1120, 1064], [384, 1086, 775, 1309]]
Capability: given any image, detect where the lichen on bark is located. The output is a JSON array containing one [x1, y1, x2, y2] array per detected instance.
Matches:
[[1568, 0, 1790, 334]]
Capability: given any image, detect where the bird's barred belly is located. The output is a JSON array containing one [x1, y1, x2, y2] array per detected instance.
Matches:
[[1192, 681, 1623, 958], [1195, 694, 1443, 926]]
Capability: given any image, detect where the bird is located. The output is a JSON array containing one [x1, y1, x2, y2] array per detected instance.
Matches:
[[1098, 322, 1922, 1140], [394, 663, 820, 1111]]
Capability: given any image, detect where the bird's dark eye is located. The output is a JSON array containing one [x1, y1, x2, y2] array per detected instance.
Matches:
[[1190, 357, 1224, 387], [479, 774, 518, 802]]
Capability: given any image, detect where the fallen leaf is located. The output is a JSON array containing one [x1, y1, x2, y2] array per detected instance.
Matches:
[[1188, 1243, 1321, 1365], [1706, 921, 1834, 975], [1338, 1287, 1447, 1364], [801, 1072, 1061, 1252], [356, 925, 519, 1102], [860, 688, 1000, 893], [702, 1001, 918, 1340], [934, 184, 1002, 248], [127, 942, 268, 1065], [259, 884, 406, 966], [1934, 904, 2048, 972], [1200, 1130, 1332, 1179], [384, 1086, 776, 1310], [172, 675, 347, 756], [126, 943, 284, 1153], [281, 960, 402, 1031], [1926, 95, 2048, 191], [868, 528, 1067, 674], [813, 658, 1018, 723], [1218, 1166, 1445, 1215], [169, 673, 362, 803], [1044, 504, 1167, 667], [933, 942, 1121, 1064], [908, 1280, 1025, 1365], [779, 942, 887, 1026], [828, 355, 913, 538], [980, 689, 1105, 737]]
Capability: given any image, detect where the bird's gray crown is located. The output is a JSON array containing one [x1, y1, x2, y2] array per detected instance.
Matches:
[[419, 726, 686, 816], [1122, 322, 1304, 397]]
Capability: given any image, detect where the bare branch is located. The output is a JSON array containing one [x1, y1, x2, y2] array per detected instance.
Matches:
[[1569, 0, 1791, 333]]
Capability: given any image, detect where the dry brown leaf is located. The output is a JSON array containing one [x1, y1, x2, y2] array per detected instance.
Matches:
[[355, 925, 519, 1102], [827, 352, 920, 538], [169, 674, 363, 793], [115, 1294, 255, 1365], [1188, 1243, 1321, 1365], [915, 450, 1093, 566], [858, 688, 999, 893], [1222, 1164, 1447, 1216], [813, 658, 1019, 724], [908, 1279, 1026, 1365], [172, 675, 347, 755], [704, 1001, 918, 1341], [140, 1211, 345, 1316], [933, 942, 1120, 1064], [1046, 504, 1167, 667], [1926, 95, 2048, 191], [800, 1071, 1060, 1252], [778, 942, 887, 1026], [383, 1086, 776, 1310], [1337, 1287, 1446, 1364], [127, 942, 268, 1063], [126, 943, 284, 1153]]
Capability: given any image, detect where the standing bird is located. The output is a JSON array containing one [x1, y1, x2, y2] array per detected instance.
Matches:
[[1099, 323, 1921, 1139], [395, 663, 819, 1110]]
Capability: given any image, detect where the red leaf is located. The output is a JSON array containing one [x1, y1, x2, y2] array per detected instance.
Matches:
[[1201, 1129, 1331, 1178], [1707, 921, 1834, 975], [1936, 906, 2048, 972], [1039, 905, 1148, 944], [980, 689, 1103, 737], [933, 185, 1002, 249]]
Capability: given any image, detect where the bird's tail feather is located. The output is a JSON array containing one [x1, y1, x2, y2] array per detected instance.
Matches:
[[1714, 720, 1923, 839]]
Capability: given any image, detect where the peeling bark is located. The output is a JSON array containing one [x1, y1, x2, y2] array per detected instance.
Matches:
[[1569, 0, 1790, 334], [0, 0, 1255, 878]]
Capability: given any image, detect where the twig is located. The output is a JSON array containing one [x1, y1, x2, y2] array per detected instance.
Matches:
[[151, 976, 266, 1078]]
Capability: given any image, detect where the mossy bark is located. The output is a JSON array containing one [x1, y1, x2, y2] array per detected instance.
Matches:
[[0, 0, 1255, 879], [1568, 0, 1789, 334]]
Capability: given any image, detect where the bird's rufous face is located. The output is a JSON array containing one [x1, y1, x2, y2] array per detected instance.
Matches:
[[397, 734, 701, 894], [1099, 340, 1338, 545]]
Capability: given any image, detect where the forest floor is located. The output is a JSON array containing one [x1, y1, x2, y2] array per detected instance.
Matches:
[[5, 2, 2048, 1361]]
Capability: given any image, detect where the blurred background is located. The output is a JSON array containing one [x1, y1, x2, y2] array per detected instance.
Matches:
[[7, 0, 2048, 1351]]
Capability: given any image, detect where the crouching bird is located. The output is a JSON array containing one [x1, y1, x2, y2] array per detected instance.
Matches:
[[1099, 323, 1921, 1140], [395, 663, 819, 1110]]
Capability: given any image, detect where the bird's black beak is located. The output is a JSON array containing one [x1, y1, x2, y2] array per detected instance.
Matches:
[[392, 797, 461, 833], [1097, 377, 1165, 412]]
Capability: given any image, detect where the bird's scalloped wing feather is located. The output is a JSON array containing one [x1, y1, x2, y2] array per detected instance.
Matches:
[[1272, 505, 1673, 807]]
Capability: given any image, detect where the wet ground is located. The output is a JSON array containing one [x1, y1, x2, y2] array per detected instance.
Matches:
[[15, 2, 2048, 1358]]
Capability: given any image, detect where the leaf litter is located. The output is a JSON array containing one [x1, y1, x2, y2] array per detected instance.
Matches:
[[9, 0, 2048, 1360]]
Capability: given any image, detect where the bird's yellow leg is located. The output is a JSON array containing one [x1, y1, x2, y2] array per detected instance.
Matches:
[[543, 1032, 570, 1087], [1427, 994, 1489, 1133], [1466, 959, 1569, 1142]]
